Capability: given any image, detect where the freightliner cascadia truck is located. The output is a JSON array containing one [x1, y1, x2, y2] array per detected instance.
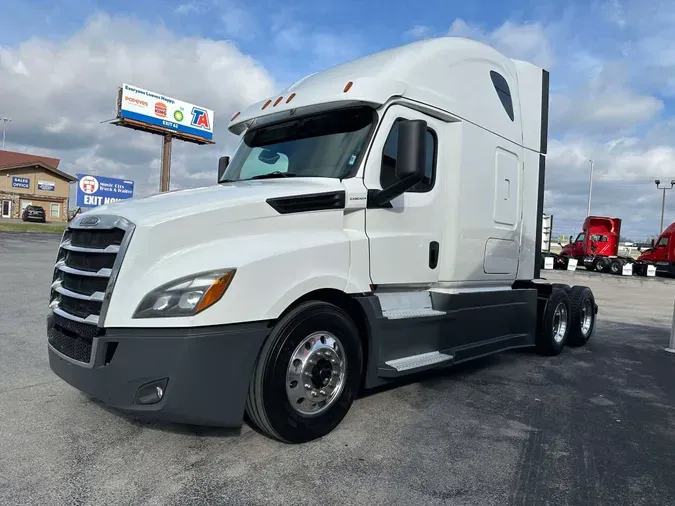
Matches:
[[636, 221, 675, 276], [547, 216, 657, 276], [47, 36, 599, 443]]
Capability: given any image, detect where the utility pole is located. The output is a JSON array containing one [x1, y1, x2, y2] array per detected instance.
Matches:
[[654, 180, 675, 234], [586, 159, 594, 217], [1, 118, 11, 150]]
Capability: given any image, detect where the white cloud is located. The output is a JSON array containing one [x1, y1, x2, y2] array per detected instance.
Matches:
[[545, 136, 675, 238], [271, 20, 364, 70], [175, 1, 212, 15], [0, 13, 276, 197], [600, 0, 627, 28], [220, 0, 259, 40], [406, 25, 431, 40]]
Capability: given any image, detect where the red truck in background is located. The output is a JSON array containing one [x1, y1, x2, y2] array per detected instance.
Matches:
[[635, 221, 675, 276], [549, 216, 656, 276]]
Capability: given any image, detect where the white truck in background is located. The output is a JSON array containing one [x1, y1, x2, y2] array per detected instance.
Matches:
[[47, 36, 598, 443]]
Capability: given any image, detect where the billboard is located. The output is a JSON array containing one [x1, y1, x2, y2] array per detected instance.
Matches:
[[116, 83, 214, 143], [76, 174, 135, 208]]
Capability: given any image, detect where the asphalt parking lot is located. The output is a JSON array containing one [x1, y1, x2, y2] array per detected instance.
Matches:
[[2, 231, 675, 506]]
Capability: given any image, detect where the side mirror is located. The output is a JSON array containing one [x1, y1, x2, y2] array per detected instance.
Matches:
[[218, 156, 230, 182], [373, 119, 427, 206], [651, 239, 655, 248], [395, 120, 427, 180]]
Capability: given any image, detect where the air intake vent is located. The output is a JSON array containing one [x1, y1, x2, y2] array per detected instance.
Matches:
[[266, 191, 346, 214]]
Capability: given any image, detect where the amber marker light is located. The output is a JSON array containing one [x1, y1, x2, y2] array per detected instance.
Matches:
[[195, 270, 236, 314], [343, 81, 353, 92], [286, 93, 297, 103]]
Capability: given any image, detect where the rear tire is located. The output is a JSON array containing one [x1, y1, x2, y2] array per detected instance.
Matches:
[[567, 286, 596, 347], [246, 301, 363, 443], [609, 259, 622, 275], [536, 288, 571, 356], [593, 257, 606, 272]]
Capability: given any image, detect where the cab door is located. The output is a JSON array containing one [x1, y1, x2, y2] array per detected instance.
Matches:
[[654, 235, 670, 262], [363, 105, 445, 286]]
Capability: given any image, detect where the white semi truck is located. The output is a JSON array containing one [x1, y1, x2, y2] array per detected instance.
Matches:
[[47, 36, 598, 443]]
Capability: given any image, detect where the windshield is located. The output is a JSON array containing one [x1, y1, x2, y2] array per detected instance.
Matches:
[[220, 106, 376, 183]]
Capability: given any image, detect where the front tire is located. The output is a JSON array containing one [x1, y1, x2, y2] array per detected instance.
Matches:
[[246, 301, 363, 443], [536, 288, 571, 356], [567, 286, 596, 346]]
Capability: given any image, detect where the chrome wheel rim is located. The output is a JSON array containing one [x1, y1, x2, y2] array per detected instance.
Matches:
[[580, 299, 593, 336], [552, 302, 568, 343], [286, 331, 347, 417]]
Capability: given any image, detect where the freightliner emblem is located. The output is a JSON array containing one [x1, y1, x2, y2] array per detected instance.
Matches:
[[79, 216, 100, 226]]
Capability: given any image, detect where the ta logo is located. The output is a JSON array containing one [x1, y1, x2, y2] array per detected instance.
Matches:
[[190, 107, 210, 130]]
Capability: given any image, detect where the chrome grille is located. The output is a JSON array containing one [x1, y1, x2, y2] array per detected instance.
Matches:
[[49, 215, 135, 334]]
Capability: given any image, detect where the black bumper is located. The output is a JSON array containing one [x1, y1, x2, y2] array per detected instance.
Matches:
[[47, 314, 271, 427], [655, 261, 675, 276]]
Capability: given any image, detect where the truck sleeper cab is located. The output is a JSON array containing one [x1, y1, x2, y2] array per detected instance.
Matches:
[[555, 216, 656, 276], [558, 216, 625, 273], [46, 37, 599, 443]]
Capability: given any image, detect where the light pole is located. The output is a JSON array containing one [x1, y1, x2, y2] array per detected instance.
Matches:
[[654, 179, 675, 234], [586, 159, 594, 217], [1, 118, 11, 150]]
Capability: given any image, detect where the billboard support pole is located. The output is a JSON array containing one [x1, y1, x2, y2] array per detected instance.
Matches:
[[160, 134, 172, 192]]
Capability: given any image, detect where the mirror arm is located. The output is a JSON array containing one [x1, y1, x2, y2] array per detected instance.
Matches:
[[372, 175, 421, 206]]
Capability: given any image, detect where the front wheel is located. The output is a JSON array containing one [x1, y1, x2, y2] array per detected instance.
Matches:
[[536, 288, 571, 356], [246, 301, 363, 443]]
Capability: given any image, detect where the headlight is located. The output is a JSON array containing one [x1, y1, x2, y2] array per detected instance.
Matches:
[[133, 269, 236, 319]]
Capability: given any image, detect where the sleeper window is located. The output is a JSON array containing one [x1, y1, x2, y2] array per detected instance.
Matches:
[[380, 119, 437, 193]]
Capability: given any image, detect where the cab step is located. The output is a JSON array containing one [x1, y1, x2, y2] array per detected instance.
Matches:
[[375, 291, 446, 320], [378, 351, 454, 378], [383, 308, 446, 319]]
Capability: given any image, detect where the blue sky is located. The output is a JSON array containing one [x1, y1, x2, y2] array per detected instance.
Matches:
[[1, 0, 675, 238]]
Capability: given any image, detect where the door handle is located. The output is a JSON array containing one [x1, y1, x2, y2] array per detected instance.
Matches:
[[429, 241, 439, 269]]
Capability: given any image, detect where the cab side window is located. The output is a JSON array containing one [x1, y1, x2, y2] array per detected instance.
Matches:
[[380, 119, 437, 193], [658, 236, 669, 247]]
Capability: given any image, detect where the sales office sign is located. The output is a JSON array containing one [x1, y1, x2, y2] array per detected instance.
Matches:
[[11, 177, 30, 189]]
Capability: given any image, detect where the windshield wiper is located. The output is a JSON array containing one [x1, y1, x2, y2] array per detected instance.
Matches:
[[250, 171, 297, 180]]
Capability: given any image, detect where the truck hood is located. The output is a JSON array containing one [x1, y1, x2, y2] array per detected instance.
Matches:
[[79, 178, 345, 227], [560, 243, 573, 255]]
